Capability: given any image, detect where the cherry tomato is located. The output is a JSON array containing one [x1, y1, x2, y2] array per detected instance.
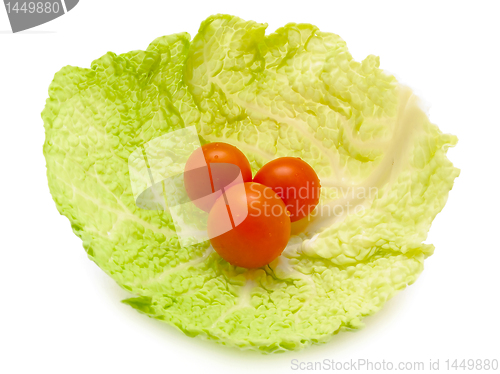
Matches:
[[207, 182, 291, 268], [184, 142, 253, 212], [253, 157, 321, 222]]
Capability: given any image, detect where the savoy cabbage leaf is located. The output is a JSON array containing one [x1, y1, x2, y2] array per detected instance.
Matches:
[[42, 14, 459, 353]]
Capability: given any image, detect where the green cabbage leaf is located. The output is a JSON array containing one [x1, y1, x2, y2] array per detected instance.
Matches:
[[42, 14, 459, 352]]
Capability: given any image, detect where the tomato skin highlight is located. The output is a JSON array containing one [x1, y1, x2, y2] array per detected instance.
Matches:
[[253, 157, 321, 222], [184, 142, 253, 212], [208, 182, 291, 269]]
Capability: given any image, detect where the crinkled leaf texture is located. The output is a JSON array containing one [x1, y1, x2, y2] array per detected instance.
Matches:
[[42, 14, 459, 353]]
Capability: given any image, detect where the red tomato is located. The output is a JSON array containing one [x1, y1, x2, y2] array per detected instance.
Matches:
[[253, 157, 321, 222], [184, 142, 253, 212], [208, 182, 291, 268]]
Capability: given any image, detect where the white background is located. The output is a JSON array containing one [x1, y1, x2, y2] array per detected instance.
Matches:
[[1, 1, 499, 373]]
